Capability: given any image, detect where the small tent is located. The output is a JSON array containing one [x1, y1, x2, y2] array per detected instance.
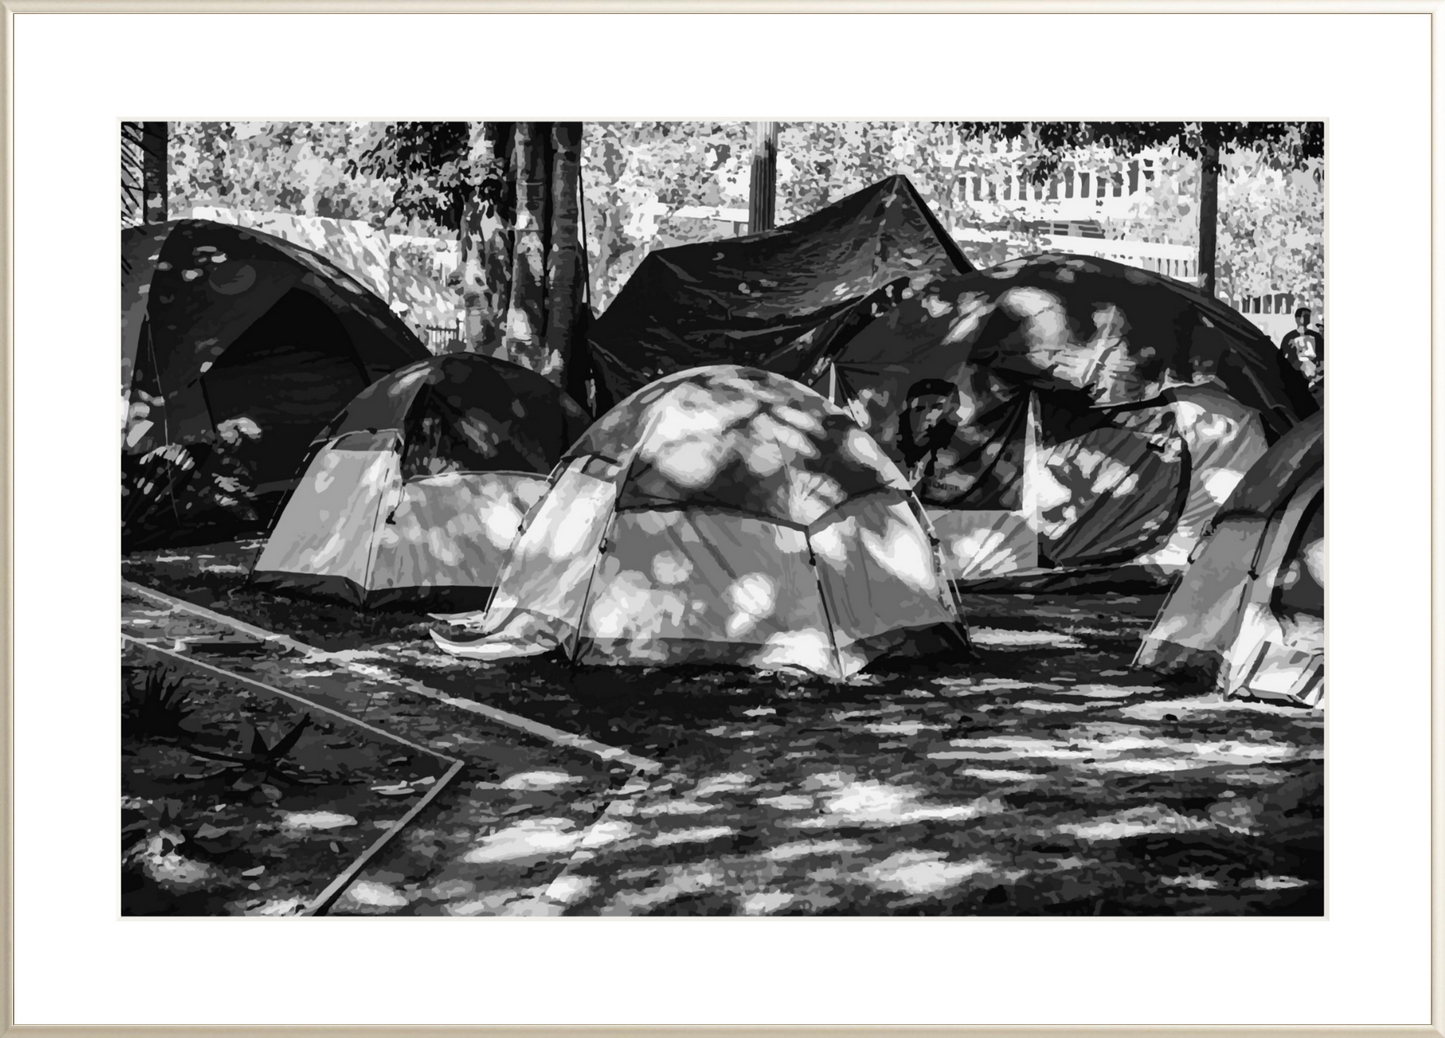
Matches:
[[805, 253, 1319, 587], [432, 366, 972, 680], [251, 354, 592, 609], [585, 175, 976, 410], [1133, 412, 1324, 707], [122, 219, 429, 548]]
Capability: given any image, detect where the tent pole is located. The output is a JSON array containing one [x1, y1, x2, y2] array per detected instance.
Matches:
[[566, 403, 665, 666], [806, 533, 846, 683], [143, 321, 184, 530], [566, 511, 611, 668], [356, 449, 403, 611], [1023, 390, 1041, 561]]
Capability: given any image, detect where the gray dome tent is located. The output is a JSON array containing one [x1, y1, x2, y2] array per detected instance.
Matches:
[[1134, 412, 1324, 707], [433, 365, 972, 679], [252, 354, 591, 610]]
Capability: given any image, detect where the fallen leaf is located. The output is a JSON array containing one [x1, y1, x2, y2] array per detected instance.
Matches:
[[372, 784, 415, 796], [195, 823, 242, 840]]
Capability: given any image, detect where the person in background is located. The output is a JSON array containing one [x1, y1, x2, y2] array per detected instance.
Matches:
[[897, 378, 962, 495], [1280, 306, 1324, 392]]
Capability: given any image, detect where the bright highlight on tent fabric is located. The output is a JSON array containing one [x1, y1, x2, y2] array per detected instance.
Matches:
[[434, 366, 972, 680]]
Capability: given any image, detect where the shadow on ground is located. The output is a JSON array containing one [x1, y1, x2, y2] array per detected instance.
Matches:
[[122, 542, 1323, 916]]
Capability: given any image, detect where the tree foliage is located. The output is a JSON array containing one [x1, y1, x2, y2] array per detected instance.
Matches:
[[156, 120, 1323, 373], [1216, 155, 1324, 306], [948, 122, 1323, 296], [581, 122, 752, 311], [349, 121, 512, 232], [170, 121, 398, 227], [355, 122, 588, 393], [951, 122, 1324, 181]]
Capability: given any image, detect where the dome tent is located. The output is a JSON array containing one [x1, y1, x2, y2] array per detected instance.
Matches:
[[432, 366, 972, 680], [251, 354, 591, 610], [1133, 412, 1324, 707], [122, 219, 429, 548], [805, 253, 1318, 588]]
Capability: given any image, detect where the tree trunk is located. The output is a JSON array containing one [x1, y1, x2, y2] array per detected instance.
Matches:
[[504, 122, 549, 370], [142, 122, 168, 224], [457, 124, 493, 352], [748, 121, 778, 234], [1197, 143, 1219, 296], [545, 122, 588, 396], [463, 122, 515, 354]]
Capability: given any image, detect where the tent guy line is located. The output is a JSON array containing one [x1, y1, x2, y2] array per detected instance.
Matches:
[[121, 580, 664, 775]]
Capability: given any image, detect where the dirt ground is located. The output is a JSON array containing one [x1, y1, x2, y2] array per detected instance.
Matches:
[[122, 541, 1323, 916]]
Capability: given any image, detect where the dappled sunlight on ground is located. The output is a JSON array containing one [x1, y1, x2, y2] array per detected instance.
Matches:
[[123, 544, 1321, 915]]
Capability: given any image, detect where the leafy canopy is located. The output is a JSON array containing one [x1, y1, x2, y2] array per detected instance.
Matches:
[[350, 121, 512, 232], [952, 122, 1324, 181]]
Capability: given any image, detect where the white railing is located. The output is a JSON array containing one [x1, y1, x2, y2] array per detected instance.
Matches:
[[954, 230, 1200, 283], [1037, 234, 1198, 282], [956, 154, 1166, 223]]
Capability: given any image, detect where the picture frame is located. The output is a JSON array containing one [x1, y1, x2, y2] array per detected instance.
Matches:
[[3, 1, 1437, 1033]]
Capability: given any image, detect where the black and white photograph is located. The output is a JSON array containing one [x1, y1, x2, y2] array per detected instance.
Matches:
[[118, 118, 1326, 917]]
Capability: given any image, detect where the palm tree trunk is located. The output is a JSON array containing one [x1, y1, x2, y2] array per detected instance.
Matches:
[[142, 122, 168, 224]]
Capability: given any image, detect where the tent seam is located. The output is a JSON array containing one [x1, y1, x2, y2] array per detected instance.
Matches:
[[566, 395, 672, 665]]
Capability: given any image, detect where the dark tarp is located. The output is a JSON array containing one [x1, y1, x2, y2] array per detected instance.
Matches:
[[586, 175, 975, 410], [806, 252, 1320, 586], [122, 219, 429, 548], [821, 253, 1317, 443]]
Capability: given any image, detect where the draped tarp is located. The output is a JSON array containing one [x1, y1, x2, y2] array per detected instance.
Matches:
[[586, 176, 975, 409], [809, 253, 1312, 584]]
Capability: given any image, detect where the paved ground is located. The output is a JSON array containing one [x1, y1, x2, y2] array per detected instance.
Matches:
[[122, 542, 1323, 916]]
